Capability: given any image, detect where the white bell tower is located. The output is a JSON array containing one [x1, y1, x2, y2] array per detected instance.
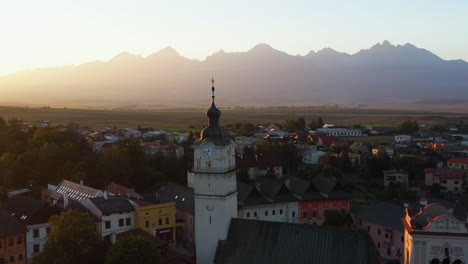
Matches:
[[191, 78, 237, 264]]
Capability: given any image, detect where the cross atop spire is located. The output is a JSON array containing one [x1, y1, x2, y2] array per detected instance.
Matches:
[[211, 77, 215, 103]]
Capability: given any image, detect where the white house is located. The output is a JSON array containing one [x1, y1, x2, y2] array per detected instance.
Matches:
[[302, 150, 325, 165], [80, 194, 135, 239], [402, 203, 468, 264], [316, 128, 362, 137], [4, 195, 60, 264], [395, 135, 411, 144], [86, 135, 119, 152], [119, 128, 142, 138]]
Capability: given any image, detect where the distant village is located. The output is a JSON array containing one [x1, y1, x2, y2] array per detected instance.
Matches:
[[1, 113, 468, 264]]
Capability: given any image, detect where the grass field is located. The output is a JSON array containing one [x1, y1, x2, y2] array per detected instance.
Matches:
[[0, 105, 467, 131]]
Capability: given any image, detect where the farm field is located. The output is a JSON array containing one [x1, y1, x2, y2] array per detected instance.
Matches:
[[0, 105, 466, 131]]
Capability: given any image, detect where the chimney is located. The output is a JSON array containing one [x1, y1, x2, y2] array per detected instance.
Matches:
[[255, 154, 258, 161], [63, 192, 69, 208], [104, 191, 108, 200], [80, 180, 84, 188]]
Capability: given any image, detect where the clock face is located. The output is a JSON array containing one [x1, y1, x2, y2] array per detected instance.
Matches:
[[202, 144, 215, 158], [206, 204, 214, 211]]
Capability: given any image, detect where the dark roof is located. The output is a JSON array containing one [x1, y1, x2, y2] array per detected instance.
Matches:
[[215, 218, 384, 264], [116, 228, 168, 248], [285, 176, 311, 198], [89, 195, 134, 215], [157, 182, 194, 214], [236, 154, 282, 169], [410, 198, 467, 220], [0, 209, 27, 237], [53, 198, 101, 223], [356, 202, 406, 231], [4, 195, 60, 225]]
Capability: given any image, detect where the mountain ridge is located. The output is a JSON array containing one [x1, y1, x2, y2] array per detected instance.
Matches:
[[0, 41, 467, 107]]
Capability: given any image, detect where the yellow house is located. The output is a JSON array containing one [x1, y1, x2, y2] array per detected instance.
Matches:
[[134, 202, 177, 242]]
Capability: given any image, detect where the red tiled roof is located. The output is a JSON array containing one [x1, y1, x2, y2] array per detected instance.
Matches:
[[448, 157, 468, 164], [425, 168, 467, 179], [104, 182, 131, 195]]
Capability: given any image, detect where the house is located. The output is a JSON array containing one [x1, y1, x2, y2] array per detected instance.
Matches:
[[354, 202, 406, 262], [156, 182, 195, 245], [119, 128, 142, 138], [3, 195, 60, 264], [133, 200, 177, 242], [237, 179, 299, 224], [383, 170, 409, 187], [257, 122, 282, 132], [348, 153, 362, 167], [424, 168, 467, 193], [316, 128, 362, 137], [104, 182, 143, 200], [86, 134, 119, 152], [214, 218, 384, 264], [447, 157, 468, 170], [0, 209, 28, 264], [395, 135, 411, 144], [402, 203, 468, 264], [234, 136, 261, 153], [80, 194, 135, 239], [307, 135, 347, 148], [372, 145, 394, 157], [49, 179, 103, 203], [348, 141, 371, 155], [302, 149, 325, 165], [285, 176, 352, 225], [159, 144, 184, 158], [236, 154, 283, 180], [430, 143, 446, 152]]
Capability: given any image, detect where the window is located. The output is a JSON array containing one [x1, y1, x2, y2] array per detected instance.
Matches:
[[246, 212, 250, 218], [279, 209, 283, 215], [18, 254, 23, 261], [17, 235, 22, 244], [209, 216, 212, 224], [0, 239, 2, 248], [126, 217, 131, 226], [272, 210, 276, 216], [378, 229, 381, 235], [387, 247, 391, 256], [33, 244, 40, 253], [367, 226, 370, 232], [145, 220, 149, 228], [264, 210, 268, 216], [9, 256, 14, 263], [8, 238, 14, 247], [105, 221, 111, 229], [401, 236, 404, 242], [377, 242, 380, 248], [312, 210, 317, 218], [254, 211, 257, 217], [166, 217, 169, 224], [119, 219, 124, 227], [33, 229, 39, 238], [159, 219, 162, 226], [359, 219, 362, 225], [385, 233, 389, 239], [46, 227, 51, 234], [292, 211, 295, 217], [455, 187, 459, 191], [303, 211, 308, 218], [455, 181, 459, 184]]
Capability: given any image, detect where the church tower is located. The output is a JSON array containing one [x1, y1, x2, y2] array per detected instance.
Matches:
[[191, 78, 237, 264]]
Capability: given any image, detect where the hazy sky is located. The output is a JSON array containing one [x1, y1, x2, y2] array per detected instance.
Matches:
[[0, 0, 467, 76]]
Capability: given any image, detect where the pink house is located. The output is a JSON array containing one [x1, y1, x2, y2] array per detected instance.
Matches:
[[354, 202, 406, 262]]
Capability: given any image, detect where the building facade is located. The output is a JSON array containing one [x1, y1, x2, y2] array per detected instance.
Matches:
[[134, 202, 177, 241]]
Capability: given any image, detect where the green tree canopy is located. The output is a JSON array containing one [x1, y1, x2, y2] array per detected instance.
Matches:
[[34, 210, 105, 264], [323, 210, 345, 226], [106, 235, 160, 264], [398, 120, 419, 134]]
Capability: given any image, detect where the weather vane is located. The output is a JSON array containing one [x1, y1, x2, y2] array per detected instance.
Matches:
[[211, 77, 215, 103]]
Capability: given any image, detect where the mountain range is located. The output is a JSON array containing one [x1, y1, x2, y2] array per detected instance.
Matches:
[[1, 41, 467, 108]]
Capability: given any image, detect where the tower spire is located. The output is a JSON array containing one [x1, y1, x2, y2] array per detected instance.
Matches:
[[211, 77, 215, 103]]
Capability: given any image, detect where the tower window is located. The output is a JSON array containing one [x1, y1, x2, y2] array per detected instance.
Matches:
[[246, 212, 250, 218], [209, 216, 212, 224], [265, 211, 268, 216], [254, 211, 257, 217], [272, 210, 276, 215]]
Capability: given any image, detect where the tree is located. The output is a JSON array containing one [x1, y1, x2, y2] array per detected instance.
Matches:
[[284, 119, 297, 132], [34, 210, 105, 264], [296, 117, 306, 131], [308, 118, 318, 130], [323, 210, 345, 226], [316, 117, 324, 128], [398, 120, 419, 134], [106, 235, 160, 264]]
